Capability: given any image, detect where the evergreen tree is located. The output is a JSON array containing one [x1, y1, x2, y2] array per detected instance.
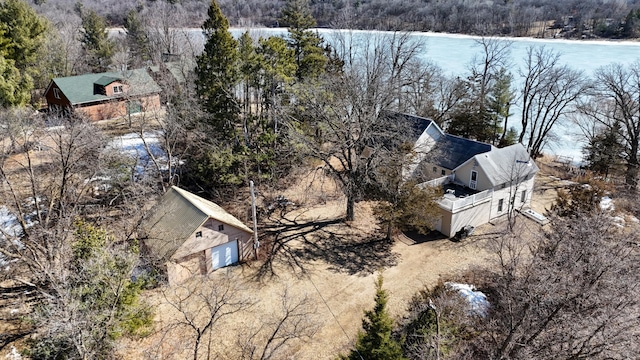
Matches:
[[80, 9, 115, 72], [0, 55, 30, 107], [195, 0, 239, 139], [124, 8, 151, 67], [280, 0, 327, 80], [345, 274, 406, 360], [583, 124, 625, 178], [0, 0, 47, 106], [622, 9, 640, 38], [489, 67, 516, 146]]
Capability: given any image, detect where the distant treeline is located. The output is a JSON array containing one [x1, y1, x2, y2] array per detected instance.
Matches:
[[30, 0, 640, 38]]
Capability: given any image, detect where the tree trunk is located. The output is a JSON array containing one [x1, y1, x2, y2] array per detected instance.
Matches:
[[346, 195, 355, 221], [625, 159, 638, 191]]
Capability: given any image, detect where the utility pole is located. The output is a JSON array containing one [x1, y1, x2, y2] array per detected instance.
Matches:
[[250, 180, 259, 259]]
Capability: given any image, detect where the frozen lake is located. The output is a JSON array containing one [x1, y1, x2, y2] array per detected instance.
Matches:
[[117, 27, 640, 162]]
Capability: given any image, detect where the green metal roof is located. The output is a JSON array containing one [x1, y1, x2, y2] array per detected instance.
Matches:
[[93, 75, 121, 86], [51, 68, 162, 106], [141, 187, 253, 261]]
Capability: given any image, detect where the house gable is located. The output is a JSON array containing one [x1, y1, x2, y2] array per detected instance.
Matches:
[[44, 80, 71, 109], [464, 144, 539, 188]]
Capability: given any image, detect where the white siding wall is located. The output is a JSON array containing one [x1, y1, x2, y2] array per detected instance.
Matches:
[[406, 124, 444, 178], [489, 177, 536, 220]]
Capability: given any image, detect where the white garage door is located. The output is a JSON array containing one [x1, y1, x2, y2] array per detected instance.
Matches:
[[211, 240, 239, 270]]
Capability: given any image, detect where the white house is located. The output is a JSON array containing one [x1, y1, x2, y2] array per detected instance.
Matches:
[[392, 113, 539, 238]]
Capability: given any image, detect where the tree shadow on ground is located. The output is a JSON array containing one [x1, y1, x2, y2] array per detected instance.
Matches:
[[297, 232, 399, 276], [254, 211, 399, 280]]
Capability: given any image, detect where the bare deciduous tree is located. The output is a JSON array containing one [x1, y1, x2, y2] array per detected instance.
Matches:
[[474, 212, 640, 359], [577, 61, 640, 189], [289, 32, 426, 221], [158, 275, 254, 360], [238, 288, 319, 360], [518, 46, 590, 158]]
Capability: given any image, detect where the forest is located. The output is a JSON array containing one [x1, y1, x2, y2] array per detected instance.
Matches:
[[1, 0, 640, 358], [28, 0, 640, 39]]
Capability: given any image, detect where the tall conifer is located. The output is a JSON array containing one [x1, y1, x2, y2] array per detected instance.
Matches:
[[195, 0, 239, 139]]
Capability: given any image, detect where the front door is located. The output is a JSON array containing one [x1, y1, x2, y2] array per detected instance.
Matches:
[[470, 170, 478, 190]]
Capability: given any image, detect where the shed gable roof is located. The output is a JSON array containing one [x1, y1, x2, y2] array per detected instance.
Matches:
[[141, 186, 253, 261], [49, 68, 161, 106]]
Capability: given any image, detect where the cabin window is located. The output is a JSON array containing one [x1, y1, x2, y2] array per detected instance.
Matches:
[[195, 231, 202, 238], [501, 183, 506, 189], [113, 85, 123, 94], [53, 88, 61, 99], [521, 190, 527, 203], [218, 224, 224, 231], [432, 166, 437, 173], [441, 169, 446, 176], [498, 199, 504, 212]]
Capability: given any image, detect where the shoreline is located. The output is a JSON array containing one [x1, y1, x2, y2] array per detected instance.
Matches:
[[108, 26, 640, 46]]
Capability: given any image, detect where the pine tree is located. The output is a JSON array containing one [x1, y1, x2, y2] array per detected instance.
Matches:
[[124, 8, 151, 67], [80, 9, 115, 72], [280, 0, 327, 80], [583, 124, 625, 179], [347, 274, 406, 360], [0, 0, 47, 106], [195, 0, 239, 139], [489, 67, 515, 146]]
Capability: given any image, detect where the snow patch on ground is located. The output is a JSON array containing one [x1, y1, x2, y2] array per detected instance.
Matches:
[[600, 196, 614, 211], [446, 282, 489, 316], [0, 207, 31, 267], [107, 131, 168, 178], [4, 346, 22, 359], [0, 207, 23, 239]]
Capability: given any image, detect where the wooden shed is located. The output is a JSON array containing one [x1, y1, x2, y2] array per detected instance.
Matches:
[[140, 186, 255, 286]]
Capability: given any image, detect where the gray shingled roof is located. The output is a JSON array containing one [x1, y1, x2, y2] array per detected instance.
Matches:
[[436, 135, 493, 170], [471, 143, 540, 186], [148, 61, 191, 84], [384, 112, 498, 173], [384, 112, 436, 142], [141, 187, 253, 261], [51, 68, 161, 106]]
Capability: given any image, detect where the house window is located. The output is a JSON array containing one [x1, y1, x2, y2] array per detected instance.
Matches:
[[470, 170, 478, 190], [218, 224, 224, 231], [521, 190, 526, 203], [113, 85, 123, 94], [501, 183, 506, 189], [195, 231, 202, 238], [498, 199, 504, 212], [53, 88, 61, 99], [441, 169, 446, 176], [433, 166, 437, 173]]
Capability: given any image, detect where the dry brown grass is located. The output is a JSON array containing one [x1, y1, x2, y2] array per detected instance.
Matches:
[[117, 163, 569, 360]]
